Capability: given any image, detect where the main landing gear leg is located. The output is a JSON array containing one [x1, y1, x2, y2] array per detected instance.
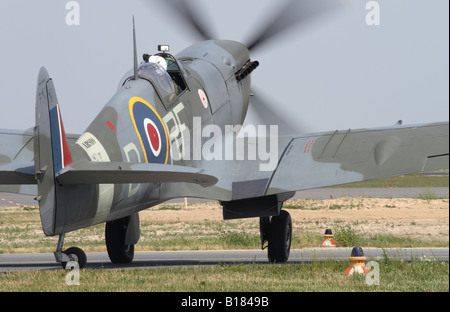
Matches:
[[53, 233, 87, 269]]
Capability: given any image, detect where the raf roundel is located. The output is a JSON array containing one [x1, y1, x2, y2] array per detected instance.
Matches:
[[129, 97, 168, 164], [198, 89, 209, 109], [143, 118, 161, 157]]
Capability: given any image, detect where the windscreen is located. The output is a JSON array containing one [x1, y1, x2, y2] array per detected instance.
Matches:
[[118, 62, 176, 103]]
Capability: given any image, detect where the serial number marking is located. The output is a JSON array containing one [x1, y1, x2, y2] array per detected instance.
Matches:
[[81, 138, 97, 149]]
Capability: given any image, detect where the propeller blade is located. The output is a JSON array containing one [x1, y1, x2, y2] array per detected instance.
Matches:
[[248, 88, 307, 136], [159, 0, 215, 41], [246, 0, 341, 51]]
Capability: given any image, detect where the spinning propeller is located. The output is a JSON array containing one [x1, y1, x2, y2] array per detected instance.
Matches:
[[150, 0, 342, 135]]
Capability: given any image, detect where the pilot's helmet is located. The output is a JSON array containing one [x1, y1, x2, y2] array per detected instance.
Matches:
[[148, 55, 168, 71]]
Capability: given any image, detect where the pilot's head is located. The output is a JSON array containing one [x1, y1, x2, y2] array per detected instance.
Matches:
[[147, 55, 167, 71]]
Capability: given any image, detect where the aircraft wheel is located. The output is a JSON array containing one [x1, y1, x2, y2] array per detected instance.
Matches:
[[105, 217, 135, 263], [268, 210, 292, 263], [62, 247, 87, 269]]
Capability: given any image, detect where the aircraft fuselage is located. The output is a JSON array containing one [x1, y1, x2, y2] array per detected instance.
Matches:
[[54, 40, 254, 234]]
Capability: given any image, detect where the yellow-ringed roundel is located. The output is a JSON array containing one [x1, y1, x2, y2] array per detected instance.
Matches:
[[129, 97, 169, 164]]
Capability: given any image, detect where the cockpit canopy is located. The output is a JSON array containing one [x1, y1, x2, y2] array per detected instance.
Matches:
[[118, 53, 187, 105], [118, 62, 176, 103]]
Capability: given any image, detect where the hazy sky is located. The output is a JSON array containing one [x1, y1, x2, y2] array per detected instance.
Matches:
[[0, 0, 448, 134]]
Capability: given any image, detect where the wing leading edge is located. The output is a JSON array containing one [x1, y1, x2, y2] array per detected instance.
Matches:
[[265, 122, 449, 195]]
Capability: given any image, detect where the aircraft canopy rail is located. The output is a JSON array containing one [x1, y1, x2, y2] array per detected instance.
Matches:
[[118, 62, 176, 103]]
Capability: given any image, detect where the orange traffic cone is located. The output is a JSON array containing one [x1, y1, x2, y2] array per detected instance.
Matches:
[[320, 229, 337, 247], [344, 246, 370, 275]]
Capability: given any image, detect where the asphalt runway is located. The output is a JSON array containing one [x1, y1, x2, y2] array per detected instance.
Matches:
[[0, 248, 448, 272]]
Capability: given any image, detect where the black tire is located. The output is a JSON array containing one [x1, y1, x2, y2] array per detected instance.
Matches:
[[105, 217, 134, 264], [268, 210, 292, 263], [62, 246, 87, 269]]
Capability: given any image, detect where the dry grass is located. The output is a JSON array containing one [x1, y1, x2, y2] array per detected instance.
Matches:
[[0, 197, 448, 292], [1, 259, 448, 292], [0, 197, 448, 254]]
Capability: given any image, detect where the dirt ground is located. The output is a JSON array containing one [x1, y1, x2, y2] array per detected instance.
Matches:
[[0, 197, 447, 252], [144, 197, 449, 242]]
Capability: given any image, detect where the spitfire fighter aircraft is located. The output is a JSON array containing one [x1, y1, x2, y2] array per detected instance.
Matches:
[[0, 1, 449, 268]]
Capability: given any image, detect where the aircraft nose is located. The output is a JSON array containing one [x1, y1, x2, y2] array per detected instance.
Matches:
[[214, 40, 250, 71]]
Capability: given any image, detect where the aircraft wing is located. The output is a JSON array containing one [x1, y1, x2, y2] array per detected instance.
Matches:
[[0, 129, 35, 194], [0, 129, 81, 195], [158, 121, 448, 203], [1, 122, 448, 201], [0, 129, 34, 163], [264, 121, 449, 196]]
